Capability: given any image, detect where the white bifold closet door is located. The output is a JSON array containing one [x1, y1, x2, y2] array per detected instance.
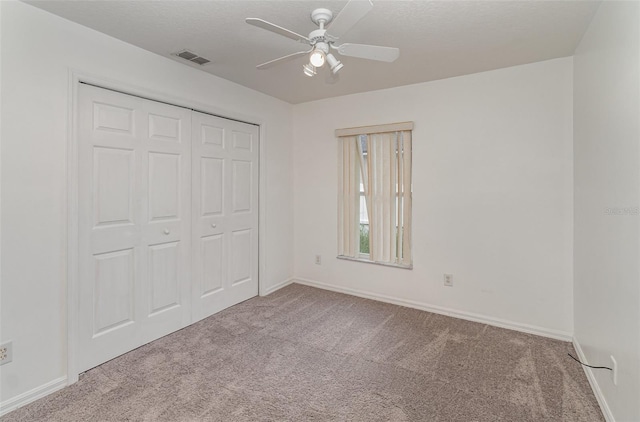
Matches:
[[191, 112, 259, 321], [77, 84, 258, 373]]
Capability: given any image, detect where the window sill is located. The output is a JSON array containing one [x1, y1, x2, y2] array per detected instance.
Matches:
[[336, 255, 413, 270]]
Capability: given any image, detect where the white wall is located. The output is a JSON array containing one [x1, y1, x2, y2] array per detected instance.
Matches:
[[573, 1, 640, 421], [0, 1, 293, 405], [293, 57, 574, 338]]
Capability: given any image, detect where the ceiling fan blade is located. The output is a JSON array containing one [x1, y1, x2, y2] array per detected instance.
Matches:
[[325, 72, 341, 85], [337, 43, 399, 62], [256, 50, 310, 70], [326, 0, 373, 40], [246, 18, 310, 44]]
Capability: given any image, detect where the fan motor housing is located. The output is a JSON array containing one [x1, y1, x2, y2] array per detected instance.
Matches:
[[309, 29, 328, 45]]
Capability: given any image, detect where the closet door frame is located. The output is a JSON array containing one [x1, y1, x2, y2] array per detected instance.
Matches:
[[65, 71, 267, 385]]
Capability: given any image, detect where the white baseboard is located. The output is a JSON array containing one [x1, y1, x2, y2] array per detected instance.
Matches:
[[293, 277, 573, 342], [572, 339, 614, 422], [0, 376, 68, 417], [261, 277, 294, 296]]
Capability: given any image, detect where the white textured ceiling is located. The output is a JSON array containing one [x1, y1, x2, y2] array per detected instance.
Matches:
[[28, 0, 600, 104]]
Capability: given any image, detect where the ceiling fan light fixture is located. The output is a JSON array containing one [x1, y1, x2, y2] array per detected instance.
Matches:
[[303, 63, 316, 77], [309, 48, 326, 67], [326, 53, 343, 74]]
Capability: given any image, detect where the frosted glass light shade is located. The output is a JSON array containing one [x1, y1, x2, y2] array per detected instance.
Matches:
[[309, 49, 325, 67]]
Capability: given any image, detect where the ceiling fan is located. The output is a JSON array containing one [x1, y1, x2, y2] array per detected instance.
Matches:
[[246, 0, 399, 79]]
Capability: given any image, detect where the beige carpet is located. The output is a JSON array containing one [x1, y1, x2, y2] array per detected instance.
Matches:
[[3, 284, 603, 421]]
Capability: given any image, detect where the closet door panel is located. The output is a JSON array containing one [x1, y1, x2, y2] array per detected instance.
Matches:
[[140, 98, 191, 343], [192, 112, 259, 321], [78, 84, 191, 372]]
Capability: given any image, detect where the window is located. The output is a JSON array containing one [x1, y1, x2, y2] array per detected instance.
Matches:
[[337, 122, 413, 268]]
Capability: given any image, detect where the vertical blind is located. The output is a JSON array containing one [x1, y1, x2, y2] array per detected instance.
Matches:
[[337, 122, 413, 267]]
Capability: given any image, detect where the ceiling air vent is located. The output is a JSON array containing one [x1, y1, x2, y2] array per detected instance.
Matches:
[[174, 49, 211, 66]]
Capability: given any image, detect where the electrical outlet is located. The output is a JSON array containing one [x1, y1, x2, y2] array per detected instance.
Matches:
[[315, 255, 321, 265], [0, 342, 13, 365], [444, 274, 453, 287], [610, 355, 617, 386]]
